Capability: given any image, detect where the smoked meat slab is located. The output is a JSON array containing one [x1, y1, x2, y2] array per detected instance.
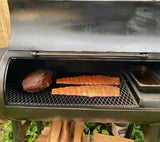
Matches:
[[56, 75, 120, 85], [52, 85, 120, 97]]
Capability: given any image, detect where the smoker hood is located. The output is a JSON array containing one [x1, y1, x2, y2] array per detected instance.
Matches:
[[8, 1, 160, 53]]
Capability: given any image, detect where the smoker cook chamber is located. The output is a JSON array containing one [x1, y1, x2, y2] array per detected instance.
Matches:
[[5, 59, 138, 108], [1, 1, 160, 123]]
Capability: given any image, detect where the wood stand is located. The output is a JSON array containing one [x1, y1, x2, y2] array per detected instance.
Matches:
[[11, 120, 160, 142], [36, 120, 134, 142], [36, 120, 85, 142]]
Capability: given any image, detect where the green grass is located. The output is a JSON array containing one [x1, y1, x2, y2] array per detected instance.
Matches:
[[0, 121, 13, 142], [131, 124, 145, 142]]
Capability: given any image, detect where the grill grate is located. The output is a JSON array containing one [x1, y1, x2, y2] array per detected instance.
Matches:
[[5, 73, 138, 108]]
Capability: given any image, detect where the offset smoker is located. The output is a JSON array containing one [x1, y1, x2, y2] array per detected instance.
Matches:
[[1, 0, 160, 141]]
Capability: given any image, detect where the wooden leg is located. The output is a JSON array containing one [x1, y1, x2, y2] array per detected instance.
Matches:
[[12, 120, 30, 142], [141, 124, 160, 142]]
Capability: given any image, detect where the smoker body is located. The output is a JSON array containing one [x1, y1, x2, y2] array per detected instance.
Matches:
[[0, 1, 160, 124]]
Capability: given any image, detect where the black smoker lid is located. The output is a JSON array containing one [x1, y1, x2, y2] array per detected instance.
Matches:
[[8, 1, 160, 53]]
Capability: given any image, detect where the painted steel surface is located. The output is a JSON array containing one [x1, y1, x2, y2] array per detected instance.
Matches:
[[8, 1, 160, 52]]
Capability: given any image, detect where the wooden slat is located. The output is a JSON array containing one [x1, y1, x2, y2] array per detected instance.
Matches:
[[73, 122, 84, 142], [69, 121, 75, 141], [21, 121, 31, 139], [82, 133, 87, 142], [36, 125, 51, 142], [86, 131, 90, 142], [59, 120, 69, 142], [92, 133, 134, 142], [49, 120, 62, 142], [41, 126, 51, 136], [36, 135, 48, 142]]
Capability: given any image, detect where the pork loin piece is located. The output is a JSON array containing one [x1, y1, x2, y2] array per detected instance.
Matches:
[[52, 85, 120, 97], [56, 75, 120, 85], [22, 70, 56, 93]]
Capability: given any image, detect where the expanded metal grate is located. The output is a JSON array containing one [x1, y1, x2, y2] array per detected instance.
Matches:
[[5, 73, 138, 108]]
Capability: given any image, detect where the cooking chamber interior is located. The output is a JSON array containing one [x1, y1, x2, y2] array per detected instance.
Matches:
[[5, 58, 140, 108], [6, 59, 125, 77]]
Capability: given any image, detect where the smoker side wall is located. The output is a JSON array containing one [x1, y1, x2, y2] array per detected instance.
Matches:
[[0, 48, 8, 119], [0, 50, 32, 119]]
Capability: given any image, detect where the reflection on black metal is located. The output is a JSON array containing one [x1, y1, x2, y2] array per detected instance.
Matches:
[[8, 1, 160, 52]]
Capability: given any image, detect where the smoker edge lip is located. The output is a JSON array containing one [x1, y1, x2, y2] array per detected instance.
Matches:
[[4, 105, 160, 123], [4, 105, 160, 111]]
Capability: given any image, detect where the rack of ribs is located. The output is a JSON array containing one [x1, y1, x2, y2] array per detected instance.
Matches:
[[52, 85, 120, 97], [56, 75, 120, 86]]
